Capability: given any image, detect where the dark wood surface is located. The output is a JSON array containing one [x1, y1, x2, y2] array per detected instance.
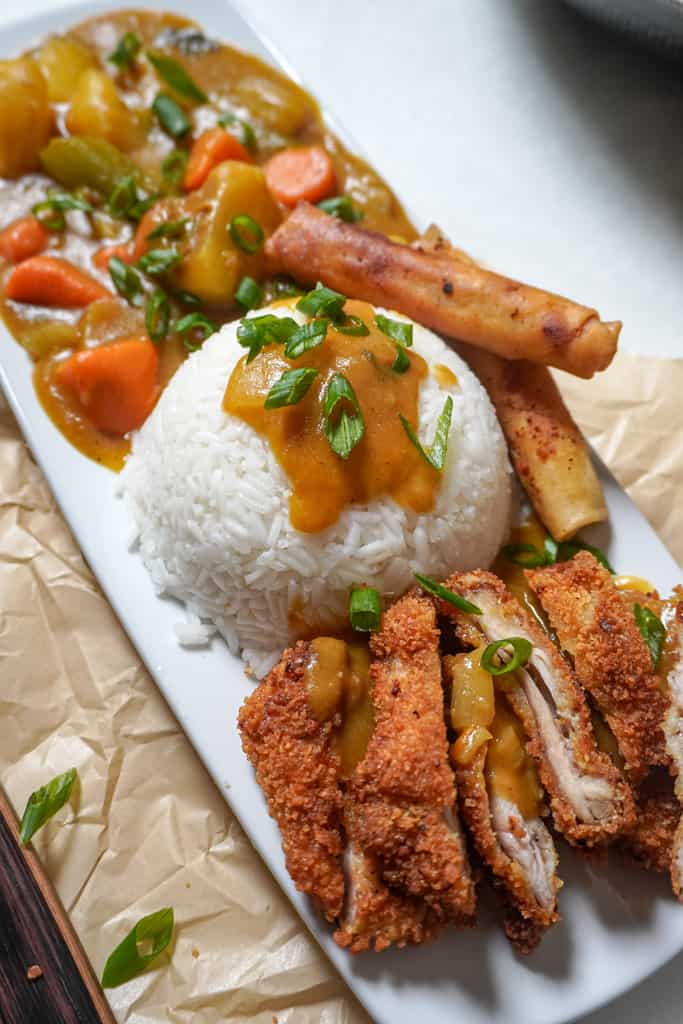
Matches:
[[0, 787, 115, 1024]]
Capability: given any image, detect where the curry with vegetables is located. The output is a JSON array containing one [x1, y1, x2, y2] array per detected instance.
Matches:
[[0, 9, 414, 468]]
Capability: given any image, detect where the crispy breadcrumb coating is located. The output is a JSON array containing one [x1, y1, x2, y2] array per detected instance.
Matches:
[[350, 591, 476, 923], [527, 551, 668, 782], [617, 769, 679, 875], [438, 570, 635, 846], [663, 591, 683, 898], [238, 642, 345, 921]]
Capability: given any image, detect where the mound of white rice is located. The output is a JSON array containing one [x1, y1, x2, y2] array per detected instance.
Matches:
[[122, 303, 512, 677]]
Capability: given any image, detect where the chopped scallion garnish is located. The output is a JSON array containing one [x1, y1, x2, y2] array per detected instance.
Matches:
[[137, 247, 182, 275], [218, 111, 257, 152], [234, 275, 263, 310], [152, 92, 191, 139], [480, 637, 533, 676], [413, 573, 482, 615], [264, 367, 318, 409], [332, 314, 369, 337], [391, 344, 410, 374], [349, 586, 381, 632], [19, 768, 78, 846], [229, 214, 264, 254], [32, 192, 93, 232], [109, 256, 143, 307], [284, 318, 329, 359], [400, 396, 453, 471], [108, 31, 142, 70], [236, 314, 298, 362], [502, 536, 614, 573], [145, 288, 170, 343], [101, 908, 174, 988], [317, 195, 363, 223], [297, 282, 346, 322], [171, 288, 201, 307], [106, 175, 138, 219], [174, 312, 217, 351], [161, 148, 188, 186], [501, 542, 548, 568], [322, 373, 364, 459], [146, 51, 208, 103], [374, 314, 413, 348], [146, 218, 189, 241], [634, 604, 665, 669]]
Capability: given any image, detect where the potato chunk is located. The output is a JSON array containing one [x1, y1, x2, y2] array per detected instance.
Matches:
[[37, 36, 98, 102], [0, 58, 53, 178], [66, 69, 142, 152], [174, 161, 281, 304]]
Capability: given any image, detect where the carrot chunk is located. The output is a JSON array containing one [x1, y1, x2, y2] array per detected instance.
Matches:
[[0, 217, 49, 263], [92, 243, 133, 272], [183, 127, 252, 192], [130, 206, 162, 262], [264, 145, 336, 207], [55, 337, 159, 436], [5, 256, 109, 307]]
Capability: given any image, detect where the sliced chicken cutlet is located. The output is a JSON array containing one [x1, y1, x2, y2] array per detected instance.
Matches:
[[350, 591, 476, 923], [334, 798, 443, 953], [526, 552, 668, 782], [617, 769, 680, 876], [444, 652, 560, 953], [663, 591, 683, 897], [238, 641, 345, 921], [438, 571, 635, 846]]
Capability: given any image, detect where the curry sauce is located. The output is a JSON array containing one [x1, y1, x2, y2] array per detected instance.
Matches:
[[224, 299, 440, 533]]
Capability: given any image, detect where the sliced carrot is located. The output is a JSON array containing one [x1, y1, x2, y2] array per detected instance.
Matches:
[[0, 217, 49, 264], [130, 206, 161, 262], [55, 337, 159, 436], [5, 256, 109, 308], [93, 243, 133, 273], [183, 127, 252, 192], [264, 145, 336, 207]]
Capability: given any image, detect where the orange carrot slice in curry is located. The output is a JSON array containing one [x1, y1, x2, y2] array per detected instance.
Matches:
[[0, 217, 49, 264], [183, 127, 252, 191], [264, 145, 336, 206], [5, 256, 109, 307], [55, 337, 159, 436]]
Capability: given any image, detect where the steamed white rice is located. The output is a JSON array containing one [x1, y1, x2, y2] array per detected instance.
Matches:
[[122, 303, 512, 677]]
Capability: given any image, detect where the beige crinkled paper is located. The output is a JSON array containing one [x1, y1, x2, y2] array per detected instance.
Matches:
[[0, 348, 680, 1023]]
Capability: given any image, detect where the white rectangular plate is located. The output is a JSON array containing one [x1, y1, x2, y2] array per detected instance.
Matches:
[[1, 2, 682, 1023]]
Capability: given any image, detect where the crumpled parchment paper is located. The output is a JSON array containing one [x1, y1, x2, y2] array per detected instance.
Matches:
[[0, 348, 680, 1023]]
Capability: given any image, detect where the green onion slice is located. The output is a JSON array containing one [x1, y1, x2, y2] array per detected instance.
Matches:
[[101, 907, 174, 989], [234, 275, 263, 310], [317, 195, 363, 222], [400, 396, 453, 471], [152, 93, 191, 139], [236, 314, 298, 362], [284, 318, 329, 359], [634, 604, 666, 669], [137, 247, 182, 275], [32, 193, 93, 231], [501, 542, 548, 568], [218, 111, 257, 151], [267, 276, 301, 299], [161, 149, 188, 186], [106, 175, 138, 219], [374, 314, 413, 348], [413, 573, 482, 615], [108, 31, 142, 70], [332, 314, 369, 337], [171, 288, 201, 307], [480, 637, 533, 676], [109, 256, 143, 307], [229, 214, 264, 254], [145, 288, 170, 343], [556, 539, 614, 574], [146, 51, 208, 103], [297, 282, 346, 322], [264, 367, 318, 409], [174, 312, 217, 351], [349, 586, 381, 632], [128, 194, 159, 222], [322, 373, 365, 459], [391, 344, 410, 374], [146, 218, 189, 241], [19, 767, 77, 846]]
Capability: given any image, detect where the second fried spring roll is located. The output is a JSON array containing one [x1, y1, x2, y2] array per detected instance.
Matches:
[[265, 203, 620, 378], [459, 346, 607, 540]]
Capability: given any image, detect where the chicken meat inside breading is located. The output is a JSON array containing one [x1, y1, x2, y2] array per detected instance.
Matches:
[[663, 593, 683, 897], [526, 552, 668, 782], [438, 571, 635, 846]]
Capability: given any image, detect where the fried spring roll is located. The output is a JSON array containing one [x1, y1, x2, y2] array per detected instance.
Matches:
[[350, 591, 476, 923], [265, 203, 620, 379], [459, 346, 607, 540], [444, 653, 560, 952], [238, 641, 345, 921], [438, 572, 636, 846], [527, 553, 669, 783], [663, 593, 683, 897]]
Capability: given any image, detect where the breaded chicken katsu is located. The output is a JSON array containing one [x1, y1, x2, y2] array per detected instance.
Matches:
[[238, 554, 683, 957]]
